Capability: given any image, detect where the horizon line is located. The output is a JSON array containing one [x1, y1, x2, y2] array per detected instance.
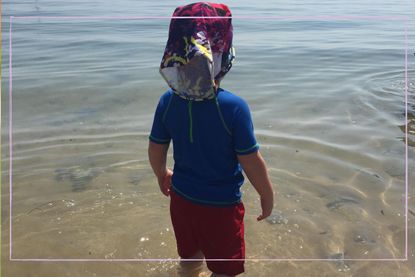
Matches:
[[8, 15, 410, 20]]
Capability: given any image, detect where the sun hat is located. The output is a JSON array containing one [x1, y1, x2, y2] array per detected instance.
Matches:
[[159, 2, 235, 101]]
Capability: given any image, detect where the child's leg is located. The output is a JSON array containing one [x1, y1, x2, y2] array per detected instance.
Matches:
[[177, 250, 204, 277], [199, 203, 245, 276], [171, 191, 205, 276]]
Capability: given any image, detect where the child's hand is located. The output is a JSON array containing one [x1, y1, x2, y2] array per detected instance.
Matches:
[[257, 194, 273, 221], [158, 169, 173, 196]]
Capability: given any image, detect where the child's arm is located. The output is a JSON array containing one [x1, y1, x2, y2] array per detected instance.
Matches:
[[148, 141, 172, 196], [238, 151, 274, 221]]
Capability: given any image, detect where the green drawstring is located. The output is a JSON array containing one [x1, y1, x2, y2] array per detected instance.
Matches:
[[187, 97, 231, 144], [188, 101, 193, 143], [215, 96, 232, 136]]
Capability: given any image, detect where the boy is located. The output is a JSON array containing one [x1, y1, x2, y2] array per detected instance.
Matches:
[[148, 3, 274, 276]]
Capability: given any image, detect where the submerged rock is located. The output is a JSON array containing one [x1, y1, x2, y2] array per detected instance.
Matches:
[[266, 211, 288, 225], [326, 196, 360, 210], [129, 174, 142, 186], [328, 252, 351, 272], [353, 233, 376, 244], [357, 168, 383, 180], [328, 252, 344, 260], [27, 199, 76, 215], [55, 166, 100, 191]]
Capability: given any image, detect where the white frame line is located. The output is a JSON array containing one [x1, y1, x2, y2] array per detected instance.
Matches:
[[7, 14, 410, 262]]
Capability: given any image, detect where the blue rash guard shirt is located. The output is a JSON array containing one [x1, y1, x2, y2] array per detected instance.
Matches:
[[149, 88, 259, 206]]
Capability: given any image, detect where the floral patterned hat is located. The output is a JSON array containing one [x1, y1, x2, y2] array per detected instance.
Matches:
[[159, 2, 235, 101]]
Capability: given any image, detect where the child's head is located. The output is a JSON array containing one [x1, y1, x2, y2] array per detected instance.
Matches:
[[159, 2, 235, 100]]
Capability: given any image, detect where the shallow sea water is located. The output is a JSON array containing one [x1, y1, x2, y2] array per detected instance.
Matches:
[[2, 0, 415, 276]]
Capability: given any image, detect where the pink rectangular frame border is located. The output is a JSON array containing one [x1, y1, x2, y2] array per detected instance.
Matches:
[[7, 15, 410, 262]]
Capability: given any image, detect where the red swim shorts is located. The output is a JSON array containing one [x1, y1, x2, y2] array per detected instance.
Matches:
[[170, 190, 245, 276]]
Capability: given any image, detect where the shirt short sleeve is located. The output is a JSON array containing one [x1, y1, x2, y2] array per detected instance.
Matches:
[[233, 100, 259, 155], [149, 93, 172, 144]]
